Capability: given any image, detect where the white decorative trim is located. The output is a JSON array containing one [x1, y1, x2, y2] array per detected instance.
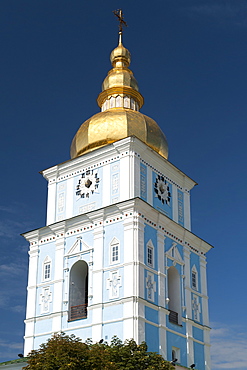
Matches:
[[107, 270, 122, 299], [39, 287, 52, 313], [66, 237, 92, 256], [146, 271, 156, 302], [166, 242, 184, 264], [192, 294, 201, 322]]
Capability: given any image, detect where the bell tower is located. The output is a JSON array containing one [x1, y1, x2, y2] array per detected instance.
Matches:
[[23, 11, 212, 370]]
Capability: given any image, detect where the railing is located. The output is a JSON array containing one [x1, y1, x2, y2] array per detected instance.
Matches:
[[169, 310, 178, 325], [69, 304, 87, 321]]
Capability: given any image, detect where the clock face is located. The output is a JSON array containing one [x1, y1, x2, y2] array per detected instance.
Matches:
[[154, 175, 171, 205], [76, 170, 100, 198]]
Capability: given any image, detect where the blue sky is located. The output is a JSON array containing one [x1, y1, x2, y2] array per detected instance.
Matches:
[[0, 1, 247, 369]]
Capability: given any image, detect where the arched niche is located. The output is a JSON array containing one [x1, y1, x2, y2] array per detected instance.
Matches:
[[69, 260, 88, 321], [167, 266, 181, 325]]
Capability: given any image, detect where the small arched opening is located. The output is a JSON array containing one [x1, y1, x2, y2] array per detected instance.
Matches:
[[69, 260, 88, 321], [168, 266, 181, 325]]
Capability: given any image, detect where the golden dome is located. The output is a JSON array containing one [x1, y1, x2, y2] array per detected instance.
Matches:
[[70, 39, 168, 160], [71, 108, 168, 159]]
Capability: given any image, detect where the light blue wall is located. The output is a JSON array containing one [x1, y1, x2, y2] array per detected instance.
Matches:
[[66, 326, 92, 342], [34, 317, 52, 334], [145, 323, 159, 353], [193, 326, 204, 342], [194, 341, 205, 370], [103, 305, 123, 322], [167, 331, 187, 365], [33, 334, 50, 351], [102, 321, 123, 342], [166, 315, 186, 336], [145, 306, 158, 325]]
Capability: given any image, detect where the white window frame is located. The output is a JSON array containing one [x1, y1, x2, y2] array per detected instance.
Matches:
[[43, 256, 52, 281], [110, 238, 120, 265], [146, 240, 154, 268], [191, 265, 198, 291], [172, 346, 180, 363]]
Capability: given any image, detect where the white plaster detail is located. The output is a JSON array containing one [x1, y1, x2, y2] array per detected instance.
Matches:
[[57, 192, 65, 213], [67, 237, 91, 256], [40, 287, 52, 313], [107, 270, 122, 299], [79, 202, 96, 214], [192, 294, 201, 321], [112, 173, 119, 195], [146, 272, 156, 302], [166, 243, 183, 264]]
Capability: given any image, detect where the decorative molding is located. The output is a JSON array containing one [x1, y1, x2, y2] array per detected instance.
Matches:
[[146, 271, 156, 302], [166, 243, 184, 264], [66, 237, 92, 256]]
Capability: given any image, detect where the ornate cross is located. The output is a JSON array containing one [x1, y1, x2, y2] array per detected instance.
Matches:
[[107, 271, 122, 299], [146, 273, 156, 301], [40, 287, 52, 313], [113, 9, 127, 34], [192, 295, 201, 321]]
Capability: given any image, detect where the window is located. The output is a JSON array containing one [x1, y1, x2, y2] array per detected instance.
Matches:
[[43, 256, 51, 281], [191, 265, 198, 291], [192, 272, 197, 289], [110, 238, 120, 264], [146, 240, 154, 268], [112, 244, 119, 262], [44, 263, 51, 280], [147, 247, 153, 266], [69, 260, 88, 321]]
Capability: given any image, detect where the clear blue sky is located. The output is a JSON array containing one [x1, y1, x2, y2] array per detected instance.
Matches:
[[0, 1, 246, 369]]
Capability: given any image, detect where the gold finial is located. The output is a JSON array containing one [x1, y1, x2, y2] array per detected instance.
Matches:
[[113, 9, 127, 43]]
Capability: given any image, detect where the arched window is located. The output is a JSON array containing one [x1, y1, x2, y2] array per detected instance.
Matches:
[[69, 260, 88, 321], [167, 266, 181, 325], [116, 95, 122, 107], [110, 237, 120, 264], [191, 265, 198, 291], [43, 256, 51, 281], [146, 240, 154, 268]]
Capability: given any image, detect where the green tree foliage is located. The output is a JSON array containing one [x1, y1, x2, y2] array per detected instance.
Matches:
[[24, 333, 175, 370]]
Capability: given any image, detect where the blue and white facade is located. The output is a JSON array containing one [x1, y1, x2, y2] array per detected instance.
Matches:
[[23, 136, 212, 369]]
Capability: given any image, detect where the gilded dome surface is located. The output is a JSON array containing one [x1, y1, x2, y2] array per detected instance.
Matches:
[[70, 38, 169, 160], [70, 108, 168, 159]]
